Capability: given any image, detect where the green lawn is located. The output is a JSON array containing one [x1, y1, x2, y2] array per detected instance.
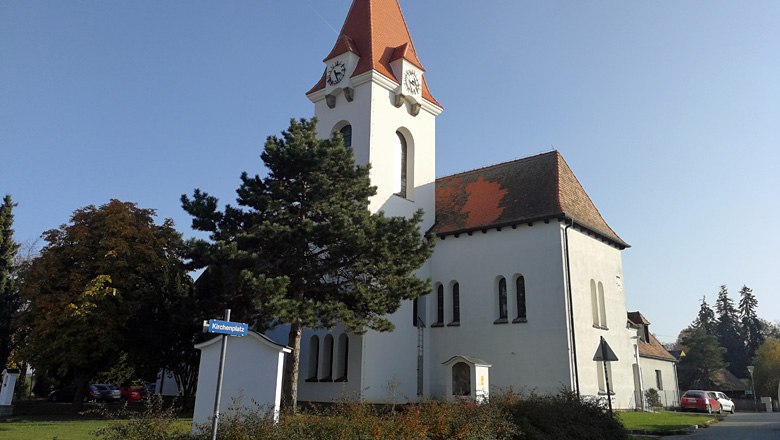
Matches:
[[0, 417, 191, 440], [618, 410, 718, 431]]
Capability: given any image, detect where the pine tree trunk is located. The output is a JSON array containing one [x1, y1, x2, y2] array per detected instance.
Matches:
[[282, 322, 303, 413]]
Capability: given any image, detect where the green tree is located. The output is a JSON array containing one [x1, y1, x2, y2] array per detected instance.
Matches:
[[677, 326, 726, 390], [715, 285, 745, 375], [182, 118, 434, 411], [753, 338, 780, 398], [0, 195, 20, 368], [17, 200, 192, 406], [738, 285, 764, 368], [0, 195, 20, 369], [693, 296, 716, 335]]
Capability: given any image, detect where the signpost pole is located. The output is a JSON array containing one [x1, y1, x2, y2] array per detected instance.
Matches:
[[211, 309, 231, 440], [601, 337, 613, 414]]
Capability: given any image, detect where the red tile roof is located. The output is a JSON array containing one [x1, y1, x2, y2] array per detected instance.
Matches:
[[308, 0, 440, 107], [627, 312, 676, 362], [434, 151, 628, 249]]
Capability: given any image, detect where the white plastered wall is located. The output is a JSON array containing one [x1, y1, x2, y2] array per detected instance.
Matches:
[[640, 357, 679, 408], [565, 226, 636, 409], [426, 222, 572, 400]]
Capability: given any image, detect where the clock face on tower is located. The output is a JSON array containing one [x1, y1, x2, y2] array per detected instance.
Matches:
[[404, 70, 421, 95], [326, 60, 347, 86]]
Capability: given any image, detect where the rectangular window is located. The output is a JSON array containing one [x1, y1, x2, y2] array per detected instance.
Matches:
[[597, 362, 613, 393], [655, 370, 663, 390]]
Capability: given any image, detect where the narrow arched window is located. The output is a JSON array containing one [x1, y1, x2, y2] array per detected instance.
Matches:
[[321, 334, 334, 381], [514, 276, 527, 322], [395, 131, 408, 198], [340, 124, 352, 149], [590, 280, 599, 327], [434, 284, 444, 326], [451, 282, 460, 325], [307, 336, 319, 382], [495, 277, 508, 323], [335, 334, 349, 382], [598, 282, 607, 328]]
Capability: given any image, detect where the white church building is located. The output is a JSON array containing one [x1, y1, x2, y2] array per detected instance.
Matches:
[[264, 0, 672, 410]]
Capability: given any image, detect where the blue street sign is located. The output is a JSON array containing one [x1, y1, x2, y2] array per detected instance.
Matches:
[[205, 319, 248, 337]]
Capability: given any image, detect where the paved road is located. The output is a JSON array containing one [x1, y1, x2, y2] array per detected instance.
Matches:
[[666, 412, 780, 439]]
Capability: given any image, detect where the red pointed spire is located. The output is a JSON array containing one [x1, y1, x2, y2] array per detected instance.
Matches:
[[308, 0, 439, 106]]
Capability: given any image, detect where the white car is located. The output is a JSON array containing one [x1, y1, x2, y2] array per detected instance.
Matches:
[[712, 391, 735, 413]]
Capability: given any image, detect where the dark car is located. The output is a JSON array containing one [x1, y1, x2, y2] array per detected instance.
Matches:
[[48, 385, 101, 403], [91, 384, 121, 402], [680, 390, 722, 413], [49, 384, 121, 403]]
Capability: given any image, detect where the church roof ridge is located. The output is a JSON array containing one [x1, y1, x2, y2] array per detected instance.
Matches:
[[437, 150, 559, 181], [434, 150, 629, 249], [307, 0, 440, 107]]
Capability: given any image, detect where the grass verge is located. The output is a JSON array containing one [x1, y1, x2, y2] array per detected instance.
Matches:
[[618, 410, 718, 431], [0, 416, 191, 440]]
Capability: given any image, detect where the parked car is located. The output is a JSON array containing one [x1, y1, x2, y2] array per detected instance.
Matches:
[[48, 385, 102, 403], [120, 384, 147, 401], [680, 390, 722, 413], [711, 391, 735, 413], [91, 384, 121, 402]]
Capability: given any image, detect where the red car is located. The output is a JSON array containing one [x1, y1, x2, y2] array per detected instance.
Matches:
[[680, 390, 722, 413], [119, 385, 147, 402]]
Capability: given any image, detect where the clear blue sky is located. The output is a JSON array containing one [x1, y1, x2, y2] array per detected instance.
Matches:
[[2, 1, 779, 342]]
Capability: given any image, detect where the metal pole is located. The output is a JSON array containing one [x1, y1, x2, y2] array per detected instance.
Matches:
[[748, 366, 757, 412], [211, 309, 231, 440], [601, 337, 613, 414]]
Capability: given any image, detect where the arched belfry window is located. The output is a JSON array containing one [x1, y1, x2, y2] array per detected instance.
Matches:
[[513, 275, 527, 323], [495, 277, 508, 324], [394, 131, 408, 198], [340, 124, 352, 149]]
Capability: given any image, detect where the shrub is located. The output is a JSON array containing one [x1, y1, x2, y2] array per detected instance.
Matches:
[[93, 395, 191, 440], [644, 388, 662, 410], [499, 391, 627, 440]]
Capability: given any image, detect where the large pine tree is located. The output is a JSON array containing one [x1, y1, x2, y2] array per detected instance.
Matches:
[[182, 118, 434, 411], [714, 285, 746, 375], [738, 285, 764, 367], [0, 195, 20, 368]]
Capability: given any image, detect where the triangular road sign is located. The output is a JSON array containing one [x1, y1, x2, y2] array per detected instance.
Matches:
[[593, 337, 619, 362]]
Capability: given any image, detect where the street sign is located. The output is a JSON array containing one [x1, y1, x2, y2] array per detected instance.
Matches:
[[204, 319, 248, 337], [593, 338, 619, 362]]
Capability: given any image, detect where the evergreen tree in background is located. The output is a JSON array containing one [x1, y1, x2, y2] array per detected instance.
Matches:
[[182, 118, 434, 412], [715, 285, 745, 376], [693, 296, 717, 335], [0, 195, 20, 368], [677, 326, 727, 390], [738, 285, 764, 368]]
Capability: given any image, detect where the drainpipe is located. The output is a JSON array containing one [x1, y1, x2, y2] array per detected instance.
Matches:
[[563, 219, 580, 396]]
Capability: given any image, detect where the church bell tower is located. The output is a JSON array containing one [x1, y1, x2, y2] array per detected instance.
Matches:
[[306, 0, 443, 229]]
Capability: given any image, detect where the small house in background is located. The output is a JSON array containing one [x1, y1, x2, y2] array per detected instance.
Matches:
[[192, 331, 290, 432], [627, 312, 680, 408]]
